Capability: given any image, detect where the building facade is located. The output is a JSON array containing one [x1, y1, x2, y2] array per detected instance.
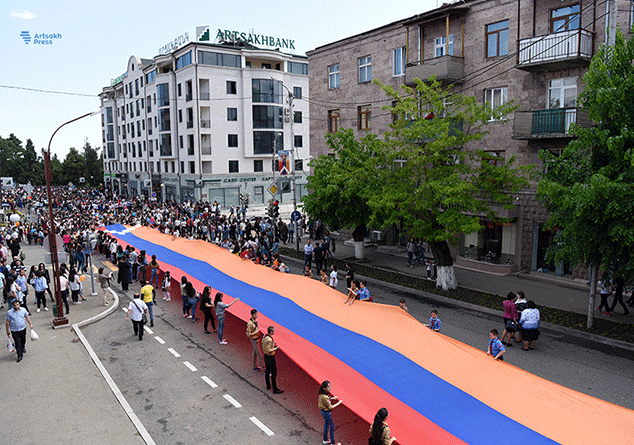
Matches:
[[308, 0, 634, 276], [99, 41, 310, 209]]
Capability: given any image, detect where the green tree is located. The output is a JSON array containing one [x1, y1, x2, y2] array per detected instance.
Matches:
[[537, 28, 634, 326], [82, 140, 103, 186], [61, 147, 85, 185], [371, 79, 529, 290], [303, 129, 380, 258]]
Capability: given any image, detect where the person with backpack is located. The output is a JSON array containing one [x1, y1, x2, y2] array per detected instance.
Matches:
[[368, 408, 396, 445]]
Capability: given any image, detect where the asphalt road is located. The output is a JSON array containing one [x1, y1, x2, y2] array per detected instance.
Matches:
[[79, 253, 634, 445]]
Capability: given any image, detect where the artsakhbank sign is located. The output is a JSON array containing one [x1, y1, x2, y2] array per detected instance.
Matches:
[[196, 26, 295, 50]]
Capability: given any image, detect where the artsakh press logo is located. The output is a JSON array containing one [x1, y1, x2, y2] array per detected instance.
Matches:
[[19, 31, 62, 45], [20, 31, 31, 44]]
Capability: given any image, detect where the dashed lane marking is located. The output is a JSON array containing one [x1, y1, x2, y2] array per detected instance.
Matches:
[[201, 376, 218, 388], [223, 394, 242, 408], [144, 326, 153, 334], [183, 361, 197, 372], [154, 336, 165, 344], [167, 348, 180, 358], [249, 416, 274, 436]]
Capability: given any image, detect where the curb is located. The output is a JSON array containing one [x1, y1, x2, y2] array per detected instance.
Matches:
[[281, 255, 634, 353]]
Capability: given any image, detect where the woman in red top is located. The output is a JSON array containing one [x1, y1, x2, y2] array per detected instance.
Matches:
[[501, 292, 519, 346]]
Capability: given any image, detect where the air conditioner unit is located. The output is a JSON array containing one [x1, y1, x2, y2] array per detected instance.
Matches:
[[194, 179, 203, 186], [283, 107, 291, 116]]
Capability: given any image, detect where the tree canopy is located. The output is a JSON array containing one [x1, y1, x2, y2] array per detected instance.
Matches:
[[538, 28, 634, 277]]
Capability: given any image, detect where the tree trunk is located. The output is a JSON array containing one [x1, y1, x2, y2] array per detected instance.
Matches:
[[587, 263, 598, 329], [428, 240, 457, 291], [352, 225, 366, 260]]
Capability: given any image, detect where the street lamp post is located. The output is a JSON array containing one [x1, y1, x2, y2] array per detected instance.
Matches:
[[46, 111, 97, 328]]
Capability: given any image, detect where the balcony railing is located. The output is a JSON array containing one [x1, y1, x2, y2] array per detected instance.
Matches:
[[200, 119, 211, 128], [512, 108, 590, 139], [517, 29, 593, 71], [405, 55, 464, 86], [201, 144, 212, 155], [200, 92, 210, 100]]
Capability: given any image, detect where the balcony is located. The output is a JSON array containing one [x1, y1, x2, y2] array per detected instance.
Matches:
[[512, 108, 590, 140], [517, 29, 593, 72], [405, 55, 464, 86], [200, 92, 210, 100], [200, 119, 211, 128]]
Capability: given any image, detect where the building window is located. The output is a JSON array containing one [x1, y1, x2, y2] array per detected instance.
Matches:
[[227, 107, 238, 121], [252, 79, 283, 103], [486, 20, 509, 58], [328, 64, 340, 89], [434, 36, 453, 57], [293, 111, 302, 124], [178, 109, 183, 123], [181, 161, 185, 173], [358, 56, 372, 83], [227, 81, 237, 94], [228, 134, 238, 147], [198, 51, 241, 67], [550, 4, 580, 33], [328, 110, 341, 133], [484, 87, 508, 120], [288, 62, 309, 75], [159, 109, 171, 132], [294, 135, 303, 147], [393, 47, 407, 76], [176, 51, 192, 70], [358, 105, 371, 130], [178, 83, 182, 97], [157, 83, 169, 107], [483, 151, 505, 167], [293, 86, 302, 99], [548, 78, 577, 109], [295, 159, 303, 171], [189, 161, 195, 174], [229, 160, 239, 173], [253, 105, 283, 129], [254, 160, 264, 172], [179, 135, 183, 149], [253, 131, 281, 155]]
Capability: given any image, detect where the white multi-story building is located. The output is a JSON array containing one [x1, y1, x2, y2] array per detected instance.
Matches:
[[99, 40, 310, 208]]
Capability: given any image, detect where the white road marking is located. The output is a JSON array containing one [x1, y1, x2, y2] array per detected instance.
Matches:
[[121, 307, 127, 312], [154, 336, 165, 344], [183, 361, 197, 372], [201, 376, 218, 388], [167, 348, 180, 358], [223, 394, 242, 408], [249, 416, 274, 436], [143, 326, 153, 334]]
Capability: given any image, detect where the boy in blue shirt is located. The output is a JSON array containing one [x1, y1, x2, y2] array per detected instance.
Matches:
[[426, 309, 442, 331], [487, 329, 506, 361]]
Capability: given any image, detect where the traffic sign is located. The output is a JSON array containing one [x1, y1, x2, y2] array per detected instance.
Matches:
[[267, 183, 278, 196], [151, 192, 157, 198]]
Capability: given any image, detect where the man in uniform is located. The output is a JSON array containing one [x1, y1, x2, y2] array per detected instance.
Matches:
[[262, 325, 284, 394], [246, 309, 265, 371]]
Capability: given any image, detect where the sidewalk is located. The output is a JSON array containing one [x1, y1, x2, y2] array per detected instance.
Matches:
[[320, 237, 631, 320], [0, 242, 146, 445]]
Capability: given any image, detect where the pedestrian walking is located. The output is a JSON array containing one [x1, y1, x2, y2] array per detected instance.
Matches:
[[200, 286, 216, 334], [610, 275, 630, 315], [214, 292, 240, 344], [519, 300, 540, 350], [30, 271, 48, 312], [149, 254, 160, 287], [5, 299, 33, 362], [369, 408, 396, 445], [185, 281, 199, 322], [318, 380, 343, 445], [406, 237, 416, 268], [161, 270, 172, 301], [304, 239, 314, 270], [487, 329, 506, 361], [262, 325, 284, 394], [180, 276, 189, 318], [246, 309, 265, 370], [140, 279, 155, 327], [125, 292, 148, 341], [501, 293, 519, 346]]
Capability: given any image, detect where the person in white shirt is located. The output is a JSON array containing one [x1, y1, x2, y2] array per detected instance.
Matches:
[[329, 264, 338, 289], [126, 292, 148, 341]]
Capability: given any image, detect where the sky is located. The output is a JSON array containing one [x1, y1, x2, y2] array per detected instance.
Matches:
[[0, 0, 440, 161]]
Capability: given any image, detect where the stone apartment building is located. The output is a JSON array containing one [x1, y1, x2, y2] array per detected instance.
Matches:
[[308, 0, 634, 277]]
